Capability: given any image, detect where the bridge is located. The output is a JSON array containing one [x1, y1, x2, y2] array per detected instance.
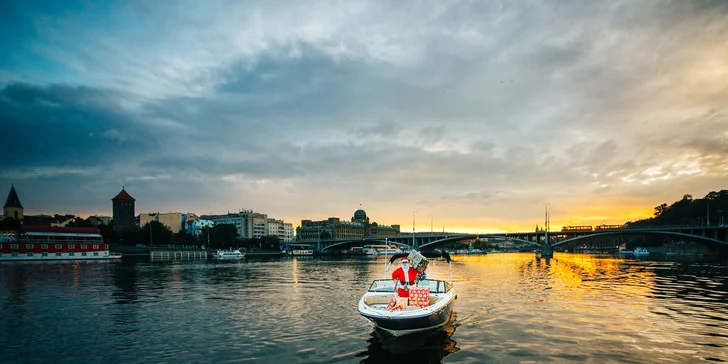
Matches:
[[294, 225, 728, 254]]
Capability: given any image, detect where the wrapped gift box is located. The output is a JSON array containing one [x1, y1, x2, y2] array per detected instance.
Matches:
[[408, 287, 430, 307], [408, 251, 429, 273]]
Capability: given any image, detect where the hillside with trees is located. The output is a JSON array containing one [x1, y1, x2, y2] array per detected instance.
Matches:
[[627, 189, 728, 227]]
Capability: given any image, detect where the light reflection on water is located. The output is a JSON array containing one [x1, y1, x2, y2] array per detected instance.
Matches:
[[0, 253, 726, 363]]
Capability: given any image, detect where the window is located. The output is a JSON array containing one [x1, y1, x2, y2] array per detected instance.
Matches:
[[27, 253, 34, 256], [56, 253, 62, 256], [69, 253, 75, 256], [81, 252, 87, 256], [42, 244, 48, 249], [42, 252, 48, 256], [11, 244, 18, 249], [12, 253, 18, 257], [93, 252, 99, 256], [81, 245, 87, 249], [56, 244, 62, 249], [93, 245, 99, 249], [69, 244, 75, 249], [105, 244, 109, 249], [26, 244, 34, 249]]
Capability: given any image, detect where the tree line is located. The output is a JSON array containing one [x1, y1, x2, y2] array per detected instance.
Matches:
[[628, 189, 728, 227], [0, 217, 283, 251]]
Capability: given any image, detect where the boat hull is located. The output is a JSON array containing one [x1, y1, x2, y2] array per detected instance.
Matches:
[[359, 293, 456, 337]]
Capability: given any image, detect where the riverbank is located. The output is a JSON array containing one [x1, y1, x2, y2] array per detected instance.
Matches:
[[111, 246, 287, 257]]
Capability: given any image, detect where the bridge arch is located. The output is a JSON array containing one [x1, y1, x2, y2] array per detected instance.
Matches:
[[320, 239, 412, 252], [552, 230, 728, 247], [419, 234, 541, 250]]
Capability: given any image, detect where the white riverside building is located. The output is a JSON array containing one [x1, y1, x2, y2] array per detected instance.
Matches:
[[201, 210, 294, 242]]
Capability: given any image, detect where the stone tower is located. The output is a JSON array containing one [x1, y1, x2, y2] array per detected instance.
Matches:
[[3, 185, 23, 220], [112, 187, 136, 232]]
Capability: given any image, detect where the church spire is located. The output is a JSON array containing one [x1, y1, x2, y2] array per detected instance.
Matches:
[[4, 185, 23, 209]]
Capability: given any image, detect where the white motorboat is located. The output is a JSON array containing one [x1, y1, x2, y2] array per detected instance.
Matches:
[[358, 252, 456, 337], [212, 249, 245, 260], [362, 245, 403, 255], [289, 249, 314, 256], [633, 247, 650, 256], [618, 246, 650, 256]]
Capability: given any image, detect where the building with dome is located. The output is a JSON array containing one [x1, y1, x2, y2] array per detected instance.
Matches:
[[297, 209, 400, 240]]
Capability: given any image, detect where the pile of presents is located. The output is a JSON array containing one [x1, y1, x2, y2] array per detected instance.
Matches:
[[386, 287, 431, 311]]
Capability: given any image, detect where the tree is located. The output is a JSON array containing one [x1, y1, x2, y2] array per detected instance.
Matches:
[[142, 221, 172, 246], [68, 217, 93, 228], [654, 203, 668, 217], [118, 226, 144, 246], [97, 223, 114, 244], [209, 224, 238, 249], [260, 235, 281, 251]]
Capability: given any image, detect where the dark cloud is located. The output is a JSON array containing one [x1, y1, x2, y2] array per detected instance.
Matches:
[[355, 119, 401, 138], [0, 82, 149, 169], [1, 1, 727, 229]]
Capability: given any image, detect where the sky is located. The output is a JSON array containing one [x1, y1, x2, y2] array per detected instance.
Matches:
[[1, 0, 727, 233]]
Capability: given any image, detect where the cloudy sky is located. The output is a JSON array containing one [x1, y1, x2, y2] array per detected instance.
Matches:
[[1, 0, 727, 232]]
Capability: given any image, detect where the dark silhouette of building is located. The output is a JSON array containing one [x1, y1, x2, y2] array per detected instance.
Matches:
[[3, 185, 23, 220], [297, 209, 400, 240], [112, 187, 135, 233]]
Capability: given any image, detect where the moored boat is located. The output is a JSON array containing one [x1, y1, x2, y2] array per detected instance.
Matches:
[[358, 252, 456, 336], [632, 247, 650, 256], [0, 226, 121, 261], [212, 249, 245, 260], [289, 249, 314, 256], [362, 244, 402, 255]]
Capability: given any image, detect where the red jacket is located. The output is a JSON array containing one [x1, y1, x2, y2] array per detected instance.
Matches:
[[392, 266, 421, 297]]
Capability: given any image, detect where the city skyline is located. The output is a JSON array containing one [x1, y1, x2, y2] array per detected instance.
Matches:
[[1, 1, 727, 233]]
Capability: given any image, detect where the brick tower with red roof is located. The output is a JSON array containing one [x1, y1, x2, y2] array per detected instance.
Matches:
[[112, 187, 135, 233]]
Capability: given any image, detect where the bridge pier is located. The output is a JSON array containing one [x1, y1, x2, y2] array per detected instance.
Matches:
[[541, 243, 553, 257]]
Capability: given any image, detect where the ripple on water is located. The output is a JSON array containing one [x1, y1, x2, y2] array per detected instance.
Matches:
[[0, 254, 726, 363]]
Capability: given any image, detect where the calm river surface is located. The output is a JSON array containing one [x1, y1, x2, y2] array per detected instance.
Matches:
[[1, 253, 727, 363]]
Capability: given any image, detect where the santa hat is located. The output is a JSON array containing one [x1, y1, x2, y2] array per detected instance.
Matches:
[[401, 257, 409, 263]]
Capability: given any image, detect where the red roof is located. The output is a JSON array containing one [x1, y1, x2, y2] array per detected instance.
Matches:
[[112, 188, 135, 201], [21, 226, 101, 234]]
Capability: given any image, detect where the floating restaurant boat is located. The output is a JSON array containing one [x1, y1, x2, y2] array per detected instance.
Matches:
[[211, 249, 245, 260], [0, 226, 122, 261], [358, 252, 456, 337]]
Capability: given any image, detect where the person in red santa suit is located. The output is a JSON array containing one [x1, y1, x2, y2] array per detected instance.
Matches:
[[391, 257, 421, 298]]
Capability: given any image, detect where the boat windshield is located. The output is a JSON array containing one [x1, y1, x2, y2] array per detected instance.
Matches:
[[417, 279, 452, 293], [368, 280, 396, 292], [367, 279, 451, 293]]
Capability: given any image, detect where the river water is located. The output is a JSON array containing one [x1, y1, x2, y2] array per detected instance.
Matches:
[[1, 253, 726, 363]]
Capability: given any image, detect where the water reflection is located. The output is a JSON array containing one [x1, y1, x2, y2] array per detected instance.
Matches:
[[1, 254, 726, 363], [357, 313, 460, 363]]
